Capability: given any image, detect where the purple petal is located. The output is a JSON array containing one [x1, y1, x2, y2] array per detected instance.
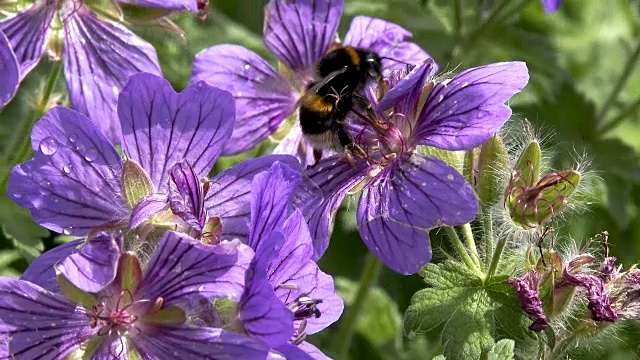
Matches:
[[273, 123, 318, 167], [507, 271, 549, 331], [192, 44, 296, 155], [558, 270, 618, 322], [542, 0, 563, 12], [271, 210, 343, 334], [357, 155, 478, 274], [240, 249, 295, 348], [206, 155, 301, 243], [169, 160, 206, 234], [0, 31, 19, 107], [58, 233, 121, 293], [8, 106, 127, 236], [298, 342, 331, 360], [249, 162, 301, 256], [62, 3, 162, 143], [275, 343, 316, 360], [0, 277, 94, 359], [119, 73, 234, 192], [0, 1, 54, 79], [343, 16, 431, 73], [21, 240, 84, 292], [129, 193, 170, 230], [305, 157, 372, 259], [138, 232, 253, 304], [117, 0, 198, 12], [264, 0, 344, 72], [131, 326, 269, 360], [414, 62, 529, 150], [375, 58, 436, 117]]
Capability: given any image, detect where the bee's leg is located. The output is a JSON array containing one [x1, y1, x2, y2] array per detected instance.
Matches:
[[313, 148, 323, 166], [336, 125, 366, 162], [352, 93, 377, 120]]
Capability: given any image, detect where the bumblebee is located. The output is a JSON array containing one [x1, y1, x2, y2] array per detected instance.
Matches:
[[299, 46, 383, 160]]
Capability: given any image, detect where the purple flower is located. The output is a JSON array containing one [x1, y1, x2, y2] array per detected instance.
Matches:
[[235, 162, 342, 359], [8, 72, 302, 245], [541, 0, 563, 13], [557, 264, 618, 323], [0, 0, 198, 141], [305, 59, 529, 274], [0, 30, 19, 108], [507, 271, 549, 331], [191, 0, 430, 159], [0, 231, 270, 359]]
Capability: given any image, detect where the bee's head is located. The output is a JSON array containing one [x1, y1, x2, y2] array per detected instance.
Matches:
[[361, 50, 383, 82]]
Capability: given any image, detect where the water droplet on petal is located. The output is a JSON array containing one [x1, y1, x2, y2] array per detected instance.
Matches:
[[447, 173, 455, 181], [243, 64, 251, 71], [62, 227, 73, 235], [12, 193, 22, 199], [84, 147, 98, 162], [63, 164, 73, 174], [39, 137, 58, 156], [39, 180, 51, 195], [68, 134, 78, 143]]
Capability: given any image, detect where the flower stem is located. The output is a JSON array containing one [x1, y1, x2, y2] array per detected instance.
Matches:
[[333, 252, 382, 358], [487, 232, 508, 278], [1, 62, 62, 189], [598, 38, 640, 124], [460, 223, 482, 268], [600, 94, 640, 134], [480, 208, 494, 268], [444, 226, 477, 271]]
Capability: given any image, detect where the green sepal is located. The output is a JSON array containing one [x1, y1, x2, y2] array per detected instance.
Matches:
[[57, 273, 97, 308], [117, 253, 143, 299], [514, 140, 541, 187], [418, 146, 465, 175], [477, 135, 509, 207], [143, 305, 187, 324], [122, 159, 155, 210], [536, 251, 574, 318], [215, 298, 244, 332], [462, 147, 478, 187]]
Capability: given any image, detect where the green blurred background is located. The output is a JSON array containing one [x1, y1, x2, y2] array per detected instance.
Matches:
[[2, 0, 640, 358]]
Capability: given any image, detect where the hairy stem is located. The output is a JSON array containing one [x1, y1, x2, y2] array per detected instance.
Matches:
[[460, 223, 482, 268], [487, 232, 508, 278], [445, 226, 478, 271], [481, 208, 494, 268], [334, 253, 382, 358]]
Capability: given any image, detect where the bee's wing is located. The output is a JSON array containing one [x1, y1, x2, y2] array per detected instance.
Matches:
[[291, 66, 349, 112]]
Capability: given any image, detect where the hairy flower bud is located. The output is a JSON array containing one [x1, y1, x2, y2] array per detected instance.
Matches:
[[505, 139, 581, 229], [477, 134, 509, 207]]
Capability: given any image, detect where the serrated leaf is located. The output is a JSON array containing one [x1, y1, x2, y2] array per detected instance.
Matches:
[[336, 277, 402, 347], [406, 262, 537, 359], [487, 339, 515, 360]]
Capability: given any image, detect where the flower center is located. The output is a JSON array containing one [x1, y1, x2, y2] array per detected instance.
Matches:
[[86, 290, 142, 338]]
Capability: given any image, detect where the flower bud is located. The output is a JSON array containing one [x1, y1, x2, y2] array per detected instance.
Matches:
[[506, 168, 581, 229], [477, 134, 509, 207]]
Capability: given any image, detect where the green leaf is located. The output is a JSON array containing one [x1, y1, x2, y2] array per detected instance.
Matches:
[[0, 197, 47, 262], [336, 277, 402, 347], [405, 262, 536, 359], [487, 339, 515, 360]]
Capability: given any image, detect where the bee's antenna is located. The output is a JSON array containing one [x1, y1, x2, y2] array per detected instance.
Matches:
[[379, 57, 415, 66]]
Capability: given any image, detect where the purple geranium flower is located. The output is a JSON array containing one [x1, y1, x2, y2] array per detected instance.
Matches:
[[191, 0, 430, 160], [203, 162, 341, 359], [305, 59, 529, 274], [507, 271, 549, 331], [0, 30, 19, 108], [541, 0, 563, 13], [0, 0, 199, 141], [0, 231, 270, 359], [8, 72, 302, 245]]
